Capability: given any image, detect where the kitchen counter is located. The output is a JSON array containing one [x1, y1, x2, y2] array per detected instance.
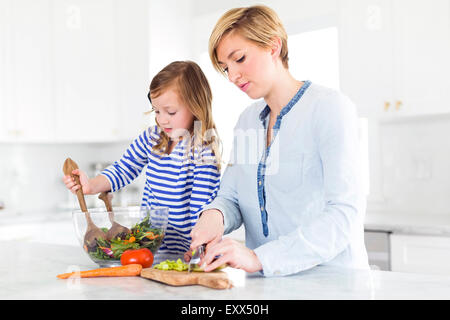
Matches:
[[2, 241, 450, 300], [365, 211, 450, 236]]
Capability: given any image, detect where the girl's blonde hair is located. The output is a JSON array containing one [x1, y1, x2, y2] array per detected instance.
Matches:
[[209, 5, 289, 75], [147, 61, 222, 170]]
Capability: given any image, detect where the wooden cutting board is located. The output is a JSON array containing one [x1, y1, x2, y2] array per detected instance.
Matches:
[[140, 268, 233, 290]]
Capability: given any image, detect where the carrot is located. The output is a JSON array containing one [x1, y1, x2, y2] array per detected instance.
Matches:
[[145, 231, 160, 240], [57, 264, 142, 279]]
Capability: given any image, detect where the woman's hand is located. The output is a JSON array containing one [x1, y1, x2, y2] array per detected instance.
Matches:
[[189, 209, 225, 259], [201, 238, 263, 273], [62, 169, 93, 195]]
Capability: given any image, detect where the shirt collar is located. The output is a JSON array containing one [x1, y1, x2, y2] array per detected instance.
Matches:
[[259, 80, 311, 123]]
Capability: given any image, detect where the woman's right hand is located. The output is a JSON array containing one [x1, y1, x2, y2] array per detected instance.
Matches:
[[62, 169, 93, 195], [188, 209, 225, 260]]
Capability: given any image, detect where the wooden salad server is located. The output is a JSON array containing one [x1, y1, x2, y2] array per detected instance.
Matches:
[[63, 158, 106, 251], [98, 191, 130, 241]]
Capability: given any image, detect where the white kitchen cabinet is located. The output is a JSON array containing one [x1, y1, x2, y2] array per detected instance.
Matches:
[[338, 0, 394, 118], [390, 233, 450, 276], [338, 0, 450, 118], [0, 0, 13, 140], [0, 0, 149, 143], [338, 0, 450, 208], [390, 0, 450, 117], [0, 0, 55, 142], [52, 0, 119, 142]]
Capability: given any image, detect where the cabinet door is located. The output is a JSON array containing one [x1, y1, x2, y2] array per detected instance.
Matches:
[[113, 0, 150, 140], [392, 0, 450, 116], [0, 0, 55, 142], [338, 0, 395, 118], [339, 0, 450, 118], [52, 0, 119, 142], [0, 0, 14, 139], [1, 0, 149, 143], [390, 234, 450, 276]]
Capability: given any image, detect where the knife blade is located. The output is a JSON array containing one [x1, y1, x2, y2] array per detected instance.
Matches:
[[188, 244, 205, 272]]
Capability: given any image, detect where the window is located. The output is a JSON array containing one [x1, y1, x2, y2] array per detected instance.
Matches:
[[288, 26, 340, 90]]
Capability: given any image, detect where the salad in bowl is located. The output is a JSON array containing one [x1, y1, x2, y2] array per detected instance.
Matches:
[[72, 206, 169, 267]]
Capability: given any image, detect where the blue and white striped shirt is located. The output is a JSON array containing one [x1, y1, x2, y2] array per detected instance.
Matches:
[[101, 125, 221, 256]]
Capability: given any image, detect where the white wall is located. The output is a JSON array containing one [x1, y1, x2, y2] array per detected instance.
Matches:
[[0, 142, 145, 214], [379, 115, 450, 216]]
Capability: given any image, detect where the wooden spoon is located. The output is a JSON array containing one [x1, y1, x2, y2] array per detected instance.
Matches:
[[63, 158, 106, 251], [98, 191, 131, 241]]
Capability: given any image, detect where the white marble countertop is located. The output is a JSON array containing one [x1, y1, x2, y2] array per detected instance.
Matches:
[[2, 241, 450, 300], [365, 211, 450, 236]]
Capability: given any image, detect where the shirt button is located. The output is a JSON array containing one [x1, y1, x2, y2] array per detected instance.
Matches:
[[258, 181, 262, 186], [261, 206, 264, 211]]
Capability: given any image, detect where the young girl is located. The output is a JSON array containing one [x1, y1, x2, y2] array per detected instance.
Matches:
[[63, 61, 222, 259]]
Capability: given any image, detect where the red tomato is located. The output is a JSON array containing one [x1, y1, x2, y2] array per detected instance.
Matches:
[[120, 248, 154, 268]]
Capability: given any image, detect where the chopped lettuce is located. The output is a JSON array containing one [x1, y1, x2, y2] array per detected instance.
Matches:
[[87, 214, 164, 261], [153, 259, 189, 271]]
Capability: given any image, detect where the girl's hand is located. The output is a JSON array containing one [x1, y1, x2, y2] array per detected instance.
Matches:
[[190, 209, 224, 253], [62, 169, 93, 195], [201, 238, 263, 273]]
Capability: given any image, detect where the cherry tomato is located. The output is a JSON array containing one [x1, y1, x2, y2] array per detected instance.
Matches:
[[120, 248, 154, 268]]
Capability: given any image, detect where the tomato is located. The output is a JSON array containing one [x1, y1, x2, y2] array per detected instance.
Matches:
[[120, 248, 154, 268]]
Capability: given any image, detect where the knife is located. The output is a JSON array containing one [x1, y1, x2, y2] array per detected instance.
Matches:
[[188, 244, 206, 272]]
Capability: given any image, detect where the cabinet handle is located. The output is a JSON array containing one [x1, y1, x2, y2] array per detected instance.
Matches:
[[395, 100, 403, 110], [384, 101, 390, 111]]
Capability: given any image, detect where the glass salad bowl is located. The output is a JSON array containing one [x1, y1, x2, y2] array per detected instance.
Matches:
[[72, 206, 169, 267]]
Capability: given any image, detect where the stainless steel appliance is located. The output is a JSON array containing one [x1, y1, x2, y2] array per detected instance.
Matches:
[[364, 230, 391, 271]]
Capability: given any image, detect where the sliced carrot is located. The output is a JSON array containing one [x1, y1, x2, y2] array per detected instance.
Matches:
[[145, 232, 160, 240], [57, 264, 142, 279]]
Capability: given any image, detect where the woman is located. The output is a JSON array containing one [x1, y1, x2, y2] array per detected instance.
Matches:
[[188, 5, 369, 276]]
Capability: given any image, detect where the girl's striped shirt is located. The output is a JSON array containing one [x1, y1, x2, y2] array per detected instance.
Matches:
[[100, 125, 221, 256]]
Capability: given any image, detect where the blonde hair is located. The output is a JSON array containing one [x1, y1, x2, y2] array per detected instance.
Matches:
[[147, 61, 222, 170], [209, 5, 289, 74]]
